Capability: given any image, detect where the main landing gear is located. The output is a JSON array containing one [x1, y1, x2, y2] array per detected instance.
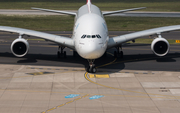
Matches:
[[87, 59, 96, 73], [114, 46, 123, 58], [57, 46, 66, 58]]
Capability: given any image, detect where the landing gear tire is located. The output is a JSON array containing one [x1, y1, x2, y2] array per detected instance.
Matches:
[[92, 68, 97, 73], [87, 66, 96, 73], [87, 59, 96, 73]]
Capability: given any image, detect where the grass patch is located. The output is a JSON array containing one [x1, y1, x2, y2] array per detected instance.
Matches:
[[0, 1, 180, 12], [0, 15, 180, 31], [0, 15, 74, 31], [106, 16, 180, 31]]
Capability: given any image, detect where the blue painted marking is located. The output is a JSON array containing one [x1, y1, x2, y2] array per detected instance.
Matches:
[[65, 94, 80, 98], [89, 95, 104, 100], [76, 23, 80, 29], [102, 23, 107, 30]]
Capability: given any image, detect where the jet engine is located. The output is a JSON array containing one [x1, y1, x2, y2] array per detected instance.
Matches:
[[11, 38, 29, 57], [151, 37, 169, 56]]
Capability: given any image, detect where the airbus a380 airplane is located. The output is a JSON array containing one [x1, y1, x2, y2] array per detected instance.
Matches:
[[1, 0, 180, 73]]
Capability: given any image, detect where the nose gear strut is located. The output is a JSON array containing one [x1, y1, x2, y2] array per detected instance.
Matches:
[[86, 59, 96, 73]]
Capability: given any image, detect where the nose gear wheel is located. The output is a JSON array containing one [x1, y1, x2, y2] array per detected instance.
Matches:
[[87, 59, 96, 73]]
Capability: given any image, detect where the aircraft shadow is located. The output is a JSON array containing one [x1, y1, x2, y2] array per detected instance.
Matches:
[[0, 51, 180, 73]]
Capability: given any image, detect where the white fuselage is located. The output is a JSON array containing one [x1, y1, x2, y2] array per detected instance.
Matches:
[[73, 4, 109, 59]]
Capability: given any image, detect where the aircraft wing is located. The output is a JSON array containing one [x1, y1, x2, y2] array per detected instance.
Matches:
[[0, 26, 74, 49], [103, 7, 146, 16], [31, 7, 76, 16], [107, 25, 180, 49]]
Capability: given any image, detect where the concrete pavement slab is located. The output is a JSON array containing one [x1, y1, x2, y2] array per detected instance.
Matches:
[[1, 64, 180, 112]]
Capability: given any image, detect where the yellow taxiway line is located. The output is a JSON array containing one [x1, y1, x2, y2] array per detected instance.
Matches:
[[42, 94, 89, 113]]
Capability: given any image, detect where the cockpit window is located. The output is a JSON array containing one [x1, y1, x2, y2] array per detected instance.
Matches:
[[96, 35, 101, 38], [81, 34, 101, 39], [92, 35, 96, 38], [81, 35, 86, 38], [87, 35, 91, 38]]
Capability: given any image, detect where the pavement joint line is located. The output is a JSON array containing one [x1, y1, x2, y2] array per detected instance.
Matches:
[[3, 63, 148, 79], [94, 71, 154, 75], [41, 94, 89, 113], [26, 72, 55, 75], [0, 70, 77, 80], [84, 72, 180, 99], [0, 88, 176, 99], [26, 67, 85, 71]]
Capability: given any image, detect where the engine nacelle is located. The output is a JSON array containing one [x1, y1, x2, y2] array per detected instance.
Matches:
[[11, 38, 29, 57], [151, 37, 169, 56]]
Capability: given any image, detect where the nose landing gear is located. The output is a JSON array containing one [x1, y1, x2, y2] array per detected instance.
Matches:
[[87, 59, 96, 73]]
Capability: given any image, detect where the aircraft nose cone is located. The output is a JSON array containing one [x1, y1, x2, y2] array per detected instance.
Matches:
[[78, 40, 105, 59], [86, 44, 101, 57]]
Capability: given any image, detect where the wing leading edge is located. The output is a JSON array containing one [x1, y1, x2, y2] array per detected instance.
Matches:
[[31, 7, 76, 16], [108, 25, 180, 49], [103, 7, 146, 16], [0, 26, 74, 49]]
